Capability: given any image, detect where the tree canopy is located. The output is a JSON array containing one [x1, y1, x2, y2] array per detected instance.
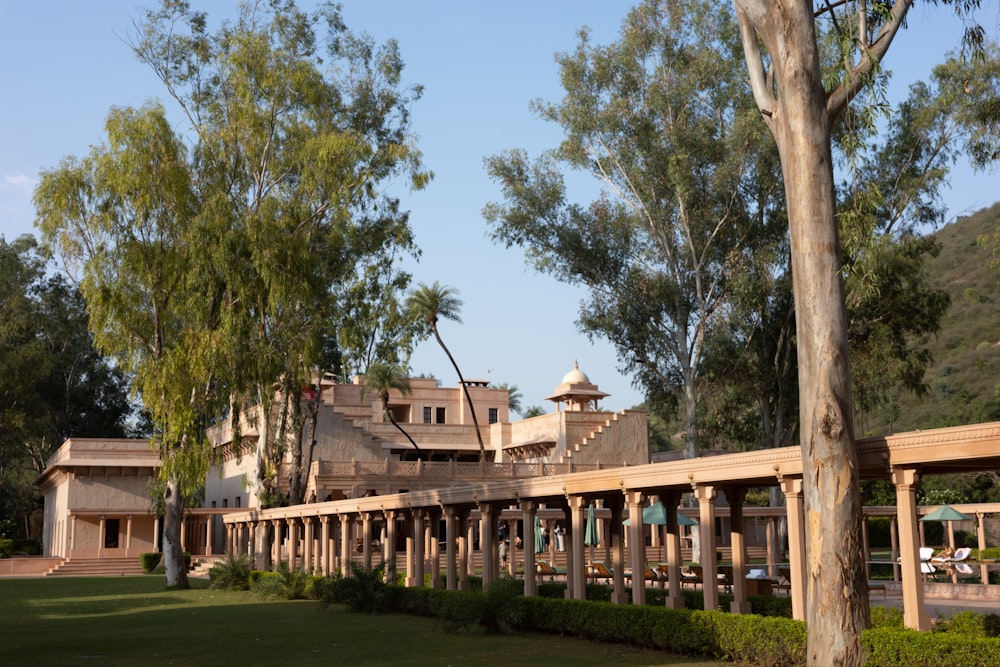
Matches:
[[34, 0, 429, 586]]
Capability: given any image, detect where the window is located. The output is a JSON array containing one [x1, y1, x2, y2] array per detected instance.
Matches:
[[436, 407, 446, 424], [423, 406, 432, 423], [222, 498, 228, 508], [235, 496, 241, 508], [489, 408, 498, 424]]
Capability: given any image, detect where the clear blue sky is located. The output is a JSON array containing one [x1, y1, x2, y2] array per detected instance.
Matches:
[[1, 2, 996, 413]]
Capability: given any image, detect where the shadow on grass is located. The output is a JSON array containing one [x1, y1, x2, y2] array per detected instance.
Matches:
[[1, 576, 724, 667]]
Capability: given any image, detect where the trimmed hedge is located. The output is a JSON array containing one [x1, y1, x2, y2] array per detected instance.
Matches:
[[369, 584, 1000, 666], [862, 627, 1000, 666], [0, 539, 42, 557], [140, 552, 161, 573]]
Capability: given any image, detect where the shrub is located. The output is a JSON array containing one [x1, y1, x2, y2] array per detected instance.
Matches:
[[208, 553, 251, 590], [482, 576, 524, 634], [0, 539, 13, 559], [862, 627, 1000, 666], [251, 563, 310, 600], [326, 560, 391, 613], [937, 610, 1000, 638], [11, 539, 42, 555], [870, 605, 904, 629], [139, 552, 162, 573]]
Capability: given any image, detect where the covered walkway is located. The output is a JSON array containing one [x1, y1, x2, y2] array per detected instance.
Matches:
[[223, 421, 1000, 630]]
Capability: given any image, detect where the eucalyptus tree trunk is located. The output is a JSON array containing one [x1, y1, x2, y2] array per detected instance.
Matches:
[[162, 477, 188, 589], [734, 2, 879, 663]]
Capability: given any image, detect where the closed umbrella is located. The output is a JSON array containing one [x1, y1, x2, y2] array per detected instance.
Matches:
[[584, 504, 599, 563], [534, 516, 545, 554]]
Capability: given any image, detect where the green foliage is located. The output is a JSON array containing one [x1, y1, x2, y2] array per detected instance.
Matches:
[[866, 204, 1000, 432], [862, 627, 1000, 666], [321, 560, 392, 613], [869, 605, 904, 629], [0, 539, 12, 558], [482, 576, 525, 634], [484, 0, 783, 456], [250, 564, 313, 601], [936, 610, 1000, 638], [140, 552, 162, 574], [207, 553, 251, 591]]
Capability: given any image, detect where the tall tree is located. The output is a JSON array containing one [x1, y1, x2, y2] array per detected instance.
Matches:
[[0, 236, 132, 538], [36, 103, 214, 589], [484, 0, 783, 459], [36, 0, 429, 584], [406, 282, 486, 458], [733, 1, 986, 662], [361, 362, 423, 460], [128, 0, 430, 507]]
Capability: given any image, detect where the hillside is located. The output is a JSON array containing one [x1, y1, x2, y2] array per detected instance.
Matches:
[[865, 203, 1000, 434]]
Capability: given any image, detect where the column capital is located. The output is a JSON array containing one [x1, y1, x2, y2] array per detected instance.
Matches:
[[891, 467, 921, 489], [780, 476, 803, 498], [566, 495, 587, 509], [692, 483, 717, 502], [519, 500, 537, 513], [622, 489, 644, 505]]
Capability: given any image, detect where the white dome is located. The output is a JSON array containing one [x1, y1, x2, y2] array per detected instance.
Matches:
[[561, 360, 591, 385]]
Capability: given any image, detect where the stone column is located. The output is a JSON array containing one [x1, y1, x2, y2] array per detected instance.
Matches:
[[890, 517, 900, 582], [151, 516, 158, 554], [339, 515, 351, 574], [319, 517, 331, 576], [725, 486, 750, 614], [457, 507, 470, 590], [443, 506, 458, 590], [567, 496, 587, 600], [478, 502, 497, 589], [360, 512, 372, 570], [624, 490, 645, 606], [288, 519, 299, 570], [427, 507, 442, 589], [977, 513, 989, 585], [465, 516, 476, 580], [603, 495, 627, 605], [693, 483, 719, 611], [781, 477, 807, 621], [271, 519, 283, 569], [766, 517, 778, 578], [892, 468, 930, 631], [408, 509, 425, 587], [226, 523, 234, 557], [383, 509, 397, 583], [303, 518, 314, 573], [125, 514, 134, 558], [205, 515, 213, 556], [661, 491, 684, 609], [520, 501, 538, 597]]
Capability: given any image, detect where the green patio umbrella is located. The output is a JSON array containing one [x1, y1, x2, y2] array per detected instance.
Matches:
[[623, 501, 697, 526], [920, 505, 974, 522], [534, 516, 545, 554], [584, 504, 599, 562]]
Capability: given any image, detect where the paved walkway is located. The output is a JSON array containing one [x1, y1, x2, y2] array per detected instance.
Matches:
[[871, 589, 999, 620]]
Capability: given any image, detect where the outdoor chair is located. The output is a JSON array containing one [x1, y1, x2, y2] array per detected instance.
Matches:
[[587, 561, 615, 583], [536, 560, 565, 580]]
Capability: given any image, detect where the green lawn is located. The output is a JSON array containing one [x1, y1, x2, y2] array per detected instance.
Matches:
[[0, 576, 726, 666]]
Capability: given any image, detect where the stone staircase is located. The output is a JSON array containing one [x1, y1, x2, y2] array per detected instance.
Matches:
[[188, 555, 226, 578], [561, 413, 621, 463], [46, 557, 145, 577]]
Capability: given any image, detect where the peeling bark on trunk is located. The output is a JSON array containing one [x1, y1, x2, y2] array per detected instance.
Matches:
[[162, 477, 188, 589], [734, 2, 871, 664]]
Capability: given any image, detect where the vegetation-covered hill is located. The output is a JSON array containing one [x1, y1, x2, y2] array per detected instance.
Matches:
[[866, 203, 1000, 435]]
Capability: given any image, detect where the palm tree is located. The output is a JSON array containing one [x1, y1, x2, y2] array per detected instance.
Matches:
[[406, 281, 487, 459], [361, 362, 424, 460], [494, 382, 523, 416]]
